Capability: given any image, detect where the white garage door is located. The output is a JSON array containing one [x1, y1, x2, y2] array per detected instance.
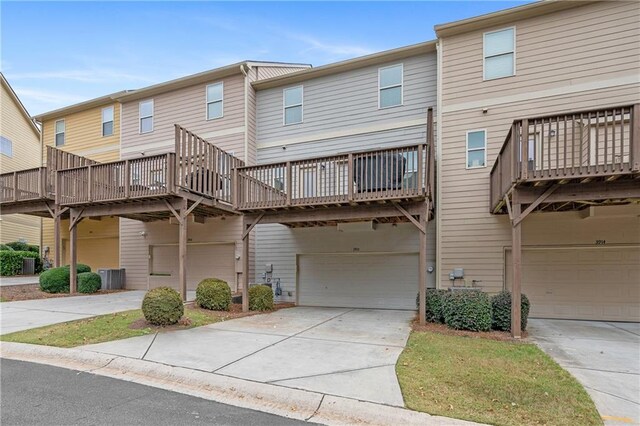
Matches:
[[506, 247, 640, 321], [150, 243, 236, 290], [298, 253, 418, 310]]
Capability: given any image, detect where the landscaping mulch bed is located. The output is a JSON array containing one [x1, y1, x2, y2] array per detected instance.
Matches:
[[411, 318, 528, 341], [0, 284, 128, 302]]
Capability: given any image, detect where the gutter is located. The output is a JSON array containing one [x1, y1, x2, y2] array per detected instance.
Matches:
[[241, 64, 249, 164]]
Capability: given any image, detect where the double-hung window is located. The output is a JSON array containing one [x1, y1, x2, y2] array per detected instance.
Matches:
[[283, 86, 303, 125], [0, 136, 12, 157], [102, 106, 114, 136], [55, 119, 65, 146], [139, 100, 154, 134], [466, 130, 486, 168], [378, 64, 403, 108], [484, 27, 515, 80], [206, 82, 223, 120]]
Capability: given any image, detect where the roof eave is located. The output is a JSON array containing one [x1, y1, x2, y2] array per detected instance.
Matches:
[[1, 74, 41, 136], [33, 91, 130, 122]]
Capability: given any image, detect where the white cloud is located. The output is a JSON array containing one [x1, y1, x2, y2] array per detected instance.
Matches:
[[8, 68, 155, 84], [11, 87, 87, 115], [292, 33, 375, 58]]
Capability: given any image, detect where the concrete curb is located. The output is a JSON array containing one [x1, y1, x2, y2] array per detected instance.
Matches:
[[1, 342, 481, 425]]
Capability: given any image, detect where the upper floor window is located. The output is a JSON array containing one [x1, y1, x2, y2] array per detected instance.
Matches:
[[484, 27, 515, 80], [466, 130, 486, 168], [102, 106, 114, 137], [55, 119, 65, 146], [283, 86, 303, 125], [139, 100, 154, 134], [379, 64, 403, 108], [206, 82, 224, 120], [0, 136, 12, 157]]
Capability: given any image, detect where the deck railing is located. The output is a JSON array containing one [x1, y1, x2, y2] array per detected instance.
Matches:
[[490, 104, 640, 211], [0, 167, 48, 203], [235, 144, 431, 211]]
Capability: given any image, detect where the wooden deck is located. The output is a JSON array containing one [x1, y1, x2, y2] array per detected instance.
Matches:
[[490, 104, 640, 214]]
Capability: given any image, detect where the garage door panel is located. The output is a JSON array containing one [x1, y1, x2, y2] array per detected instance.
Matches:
[[506, 247, 640, 322], [298, 253, 418, 310]]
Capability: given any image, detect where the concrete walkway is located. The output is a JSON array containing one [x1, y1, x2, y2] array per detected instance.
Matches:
[[529, 319, 640, 425], [0, 276, 39, 287], [82, 307, 413, 406], [0, 291, 147, 335]]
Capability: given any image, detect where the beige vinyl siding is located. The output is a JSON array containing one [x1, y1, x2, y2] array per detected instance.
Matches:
[[0, 80, 42, 245], [438, 1, 640, 293], [255, 66, 308, 81], [256, 53, 436, 148]]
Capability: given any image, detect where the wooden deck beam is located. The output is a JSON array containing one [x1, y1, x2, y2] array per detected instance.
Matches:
[[517, 180, 640, 205]]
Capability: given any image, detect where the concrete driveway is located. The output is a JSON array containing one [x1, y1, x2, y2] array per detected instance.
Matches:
[[529, 319, 640, 425], [0, 291, 146, 335], [82, 307, 414, 406]]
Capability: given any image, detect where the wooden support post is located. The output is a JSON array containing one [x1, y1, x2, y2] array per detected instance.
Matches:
[[418, 204, 428, 325], [54, 205, 61, 268], [69, 208, 83, 294], [632, 104, 640, 172], [178, 197, 188, 302], [511, 193, 522, 339], [242, 216, 250, 313]]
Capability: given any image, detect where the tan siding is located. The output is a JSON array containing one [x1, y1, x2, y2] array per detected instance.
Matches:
[[439, 1, 640, 293], [255, 66, 308, 81], [0, 215, 41, 245]]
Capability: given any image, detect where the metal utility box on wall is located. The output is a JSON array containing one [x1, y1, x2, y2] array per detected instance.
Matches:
[[98, 268, 126, 290]]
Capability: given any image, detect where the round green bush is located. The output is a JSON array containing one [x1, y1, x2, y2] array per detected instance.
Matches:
[[63, 263, 91, 274], [5, 241, 30, 252], [78, 272, 102, 294], [196, 278, 231, 311], [39, 267, 70, 293], [416, 289, 449, 323], [142, 287, 184, 326], [491, 291, 531, 332], [248, 285, 274, 311], [442, 290, 492, 332]]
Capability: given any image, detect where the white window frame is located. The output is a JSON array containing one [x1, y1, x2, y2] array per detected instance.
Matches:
[[102, 106, 114, 137], [55, 119, 65, 146], [378, 63, 404, 109], [139, 99, 154, 134], [0, 136, 12, 157], [483, 27, 516, 81], [283, 85, 303, 126], [206, 82, 224, 120], [466, 129, 487, 169]]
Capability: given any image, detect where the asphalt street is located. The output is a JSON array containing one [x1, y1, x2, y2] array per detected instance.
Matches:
[[0, 359, 311, 426]]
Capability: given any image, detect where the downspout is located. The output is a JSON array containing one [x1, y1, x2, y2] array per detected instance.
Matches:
[[240, 64, 249, 164], [38, 119, 44, 259], [436, 40, 443, 290]]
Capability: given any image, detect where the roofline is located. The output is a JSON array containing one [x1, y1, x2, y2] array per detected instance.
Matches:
[[115, 61, 312, 103], [1, 73, 41, 136], [252, 40, 437, 91], [434, 0, 596, 37], [32, 90, 131, 122]]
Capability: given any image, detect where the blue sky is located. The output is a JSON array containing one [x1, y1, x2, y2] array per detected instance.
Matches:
[[2, 1, 529, 116]]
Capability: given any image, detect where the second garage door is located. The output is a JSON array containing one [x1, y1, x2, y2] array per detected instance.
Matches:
[[506, 246, 640, 321], [297, 253, 418, 310]]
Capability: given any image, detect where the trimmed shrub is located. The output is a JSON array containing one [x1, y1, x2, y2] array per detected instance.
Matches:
[[442, 290, 492, 332], [62, 264, 91, 274], [0, 244, 13, 251], [142, 287, 184, 326], [248, 285, 274, 311], [39, 267, 70, 293], [5, 241, 29, 252], [78, 272, 102, 294], [491, 291, 531, 332], [196, 278, 231, 311], [417, 289, 449, 323], [0, 250, 40, 276]]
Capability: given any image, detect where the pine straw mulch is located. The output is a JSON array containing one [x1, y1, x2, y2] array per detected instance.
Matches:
[[0, 284, 128, 302], [411, 317, 528, 342]]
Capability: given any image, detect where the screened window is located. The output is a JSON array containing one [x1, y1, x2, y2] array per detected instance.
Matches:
[[55, 120, 65, 146], [467, 130, 486, 168], [484, 28, 515, 80], [102, 106, 114, 136], [206, 82, 223, 120], [139, 100, 154, 134], [0, 136, 12, 157], [283, 86, 303, 125], [379, 64, 403, 108]]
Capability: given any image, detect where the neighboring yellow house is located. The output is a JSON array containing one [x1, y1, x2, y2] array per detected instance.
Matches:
[[34, 92, 128, 270], [0, 73, 42, 246]]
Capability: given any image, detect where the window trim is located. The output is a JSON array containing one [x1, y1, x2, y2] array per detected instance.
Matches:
[[378, 63, 404, 109], [101, 106, 115, 137], [0, 136, 13, 158], [55, 119, 65, 147], [283, 85, 304, 126], [483, 26, 516, 81], [139, 99, 154, 134], [205, 82, 224, 121], [466, 129, 487, 169]]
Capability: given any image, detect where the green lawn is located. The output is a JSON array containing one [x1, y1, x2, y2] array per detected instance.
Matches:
[[396, 331, 602, 426], [0, 307, 229, 348]]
